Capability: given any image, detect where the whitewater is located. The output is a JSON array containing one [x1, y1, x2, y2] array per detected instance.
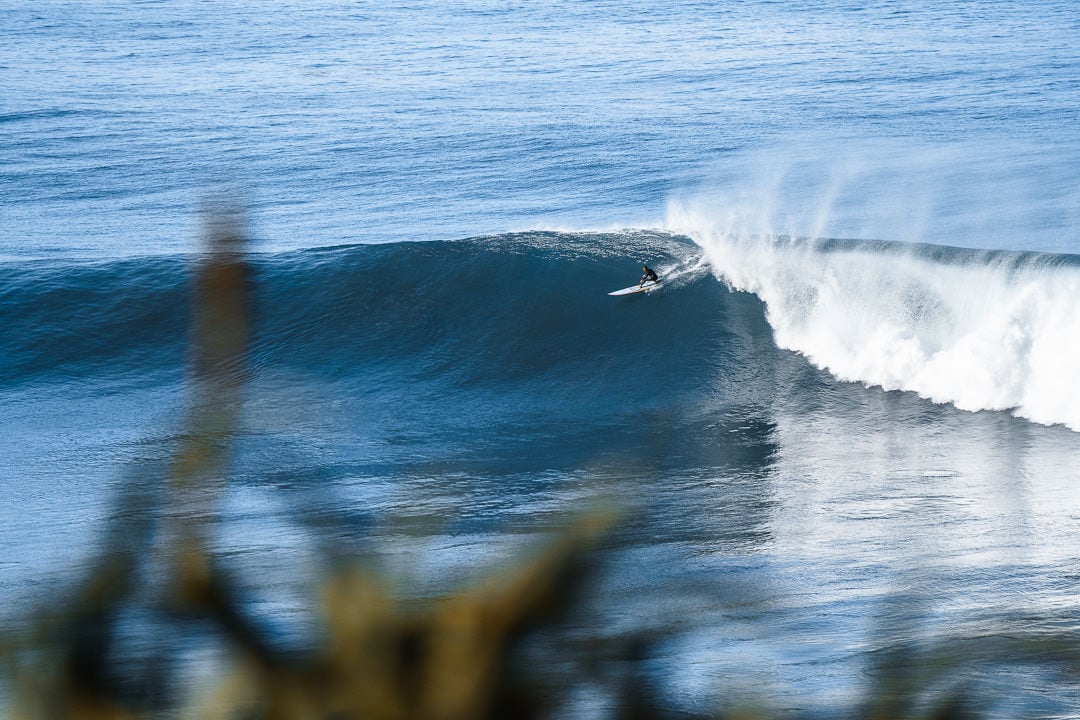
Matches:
[[668, 213, 1080, 431]]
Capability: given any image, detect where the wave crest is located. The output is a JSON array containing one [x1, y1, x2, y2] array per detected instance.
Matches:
[[668, 201, 1080, 430]]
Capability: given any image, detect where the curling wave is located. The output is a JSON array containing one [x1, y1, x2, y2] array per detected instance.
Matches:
[[5, 228, 1078, 432], [668, 202, 1080, 430]]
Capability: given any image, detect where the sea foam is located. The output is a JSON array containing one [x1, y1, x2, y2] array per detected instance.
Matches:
[[667, 200, 1080, 431]]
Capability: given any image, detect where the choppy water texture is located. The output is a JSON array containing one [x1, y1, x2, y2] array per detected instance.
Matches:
[[3, 1, 1079, 258], [3, 1, 1080, 717]]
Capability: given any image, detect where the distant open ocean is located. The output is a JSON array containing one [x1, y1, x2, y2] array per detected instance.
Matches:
[[3, 1, 1080, 716]]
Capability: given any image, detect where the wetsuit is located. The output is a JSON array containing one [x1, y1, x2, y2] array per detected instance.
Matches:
[[640, 266, 659, 286]]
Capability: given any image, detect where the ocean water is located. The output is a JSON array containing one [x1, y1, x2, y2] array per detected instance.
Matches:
[[3, 1, 1080, 716]]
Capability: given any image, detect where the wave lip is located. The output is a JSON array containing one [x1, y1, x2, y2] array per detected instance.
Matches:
[[669, 202, 1080, 431]]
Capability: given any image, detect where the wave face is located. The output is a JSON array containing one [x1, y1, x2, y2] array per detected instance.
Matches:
[[668, 203, 1080, 430], [0, 257, 192, 387], [0, 231, 766, 400]]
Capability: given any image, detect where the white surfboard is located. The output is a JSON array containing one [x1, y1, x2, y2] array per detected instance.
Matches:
[[609, 281, 660, 296]]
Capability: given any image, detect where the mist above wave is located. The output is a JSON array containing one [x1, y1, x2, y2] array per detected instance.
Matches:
[[669, 195, 1080, 430]]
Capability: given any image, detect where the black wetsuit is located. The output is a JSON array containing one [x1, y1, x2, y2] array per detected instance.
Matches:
[[640, 266, 659, 285]]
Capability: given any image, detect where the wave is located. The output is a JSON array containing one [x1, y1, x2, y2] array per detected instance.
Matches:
[[0, 256, 191, 386], [667, 201, 1080, 431], [0, 232, 736, 394], [6, 228, 1079, 432]]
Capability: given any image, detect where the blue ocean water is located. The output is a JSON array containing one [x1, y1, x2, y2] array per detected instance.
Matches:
[[3, 1, 1080, 716]]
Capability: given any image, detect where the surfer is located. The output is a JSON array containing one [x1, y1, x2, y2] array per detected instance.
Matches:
[[639, 264, 659, 288]]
